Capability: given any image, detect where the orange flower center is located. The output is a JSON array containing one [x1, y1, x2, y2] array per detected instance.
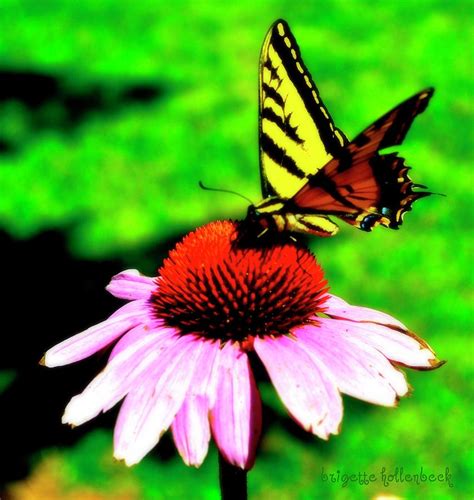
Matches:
[[151, 221, 328, 343]]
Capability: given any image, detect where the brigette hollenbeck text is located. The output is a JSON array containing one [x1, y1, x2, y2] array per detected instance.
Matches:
[[320, 467, 454, 488]]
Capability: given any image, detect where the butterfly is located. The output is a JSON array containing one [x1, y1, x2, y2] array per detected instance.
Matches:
[[246, 19, 434, 238]]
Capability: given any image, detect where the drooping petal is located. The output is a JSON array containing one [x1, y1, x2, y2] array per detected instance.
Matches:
[[172, 396, 211, 468], [324, 294, 407, 330], [171, 340, 220, 467], [43, 300, 150, 368], [62, 325, 179, 426], [295, 322, 408, 406], [106, 269, 156, 300], [210, 342, 261, 470], [113, 335, 205, 466], [254, 335, 342, 439], [331, 318, 442, 369]]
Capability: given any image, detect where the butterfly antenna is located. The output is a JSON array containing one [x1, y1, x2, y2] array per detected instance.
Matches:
[[199, 181, 255, 205], [412, 183, 446, 197]]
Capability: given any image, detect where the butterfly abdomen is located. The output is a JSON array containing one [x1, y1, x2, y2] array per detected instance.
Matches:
[[249, 198, 339, 238]]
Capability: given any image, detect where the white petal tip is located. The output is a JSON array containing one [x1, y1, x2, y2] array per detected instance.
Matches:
[[314, 430, 330, 440], [426, 358, 446, 370], [61, 411, 79, 427], [61, 415, 77, 429], [307, 421, 342, 440], [41, 352, 60, 368], [61, 395, 99, 427], [113, 452, 139, 467], [181, 459, 201, 468], [380, 397, 399, 407], [179, 454, 206, 468]]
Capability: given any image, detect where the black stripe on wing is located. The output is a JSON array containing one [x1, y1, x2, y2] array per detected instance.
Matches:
[[301, 169, 361, 210], [262, 83, 285, 107], [260, 133, 306, 179], [263, 59, 281, 84], [270, 20, 347, 157], [261, 107, 304, 144]]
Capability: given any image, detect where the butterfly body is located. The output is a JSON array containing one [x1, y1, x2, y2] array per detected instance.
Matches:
[[250, 19, 434, 238], [248, 200, 339, 237]]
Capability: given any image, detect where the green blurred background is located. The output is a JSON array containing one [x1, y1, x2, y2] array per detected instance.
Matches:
[[0, 0, 472, 498]]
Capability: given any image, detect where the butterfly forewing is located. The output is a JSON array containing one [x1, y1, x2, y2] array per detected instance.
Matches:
[[259, 19, 347, 199], [348, 88, 433, 159]]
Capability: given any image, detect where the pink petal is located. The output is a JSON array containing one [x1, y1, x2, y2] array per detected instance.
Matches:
[[172, 396, 211, 468], [43, 300, 150, 368], [295, 322, 408, 406], [107, 320, 169, 361], [108, 298, 152, 319], [210, 342, 261, 470], [331, 319, 441, 369], [106, 269, 156, 300], [172, 340, 220, 467], [113, 335, 205, 466], [325, 294, 407, 330], [254, 335, 342, 439], [62, 325, 179, 426]]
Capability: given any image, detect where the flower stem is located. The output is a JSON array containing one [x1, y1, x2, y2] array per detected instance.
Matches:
[[218, 453, 248, 500]]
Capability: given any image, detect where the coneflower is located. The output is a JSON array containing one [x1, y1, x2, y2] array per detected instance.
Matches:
[[43, 220, 442, 493]]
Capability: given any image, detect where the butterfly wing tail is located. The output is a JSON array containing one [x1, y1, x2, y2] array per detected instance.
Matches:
[[339, 153, 432, 231]]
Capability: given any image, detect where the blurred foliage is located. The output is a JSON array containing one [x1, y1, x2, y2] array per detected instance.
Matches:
[[0, 369, 16, 394], [1, 0, 472, 498]]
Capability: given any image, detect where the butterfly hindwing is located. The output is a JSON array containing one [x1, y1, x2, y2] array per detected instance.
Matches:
[[259, 19, 347, 199], [290, 89, 434, 231]]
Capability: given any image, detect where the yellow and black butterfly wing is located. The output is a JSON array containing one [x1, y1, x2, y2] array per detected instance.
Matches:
[[259, 19, 347, 199], [290, 89, 434, 231]]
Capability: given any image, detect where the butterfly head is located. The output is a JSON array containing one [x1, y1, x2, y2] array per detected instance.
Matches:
[[244, 204, 271, 235], [246, 204, 263, 224]]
